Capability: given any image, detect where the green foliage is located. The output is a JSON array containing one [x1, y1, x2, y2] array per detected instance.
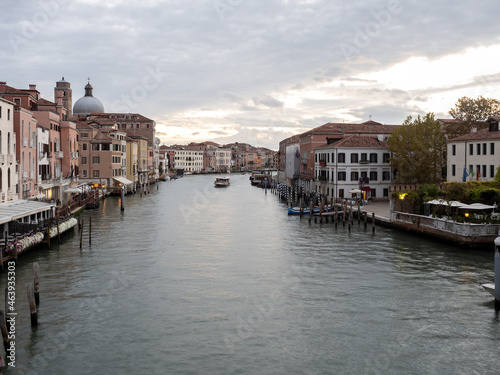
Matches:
[[495, 166, 500, 183], [417, 184, 441, 200], [443, 182, 469, 202], [388, 113, 446, 184], [448, 96, 500, 138]]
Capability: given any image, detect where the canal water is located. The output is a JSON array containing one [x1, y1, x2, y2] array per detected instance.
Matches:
[[3, 174, 499, 374]]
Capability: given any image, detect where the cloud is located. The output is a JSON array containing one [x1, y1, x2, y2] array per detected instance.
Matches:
[[1, 0, 500, 150]]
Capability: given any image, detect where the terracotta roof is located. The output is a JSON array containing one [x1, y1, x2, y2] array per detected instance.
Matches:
[[37, 98, 56, 107], [447, 128, 500, 142], [90, 113, 155, 123], [300, 121, 398, 137], [315, 135, 388, 150], [91, 131, 115, 141]]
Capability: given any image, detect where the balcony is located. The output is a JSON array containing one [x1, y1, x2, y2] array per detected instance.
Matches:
[[7, 190, 15, 201], [359, 160, 369, 164], [301, 158, 308, 165], [39, 151, 46, 160], [0, 192, 5, 202], [23, 172, 27, 181], [8, 155, 13, 164], [56, 151, 64, 159], [23, 138, 27, 147], [30, 171, 34, 179], [319, 160, 327, 167], [318, 175, 328, 182], [0, 155, 4, 164]]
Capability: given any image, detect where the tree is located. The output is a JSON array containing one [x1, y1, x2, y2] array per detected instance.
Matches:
[[388, 113, 446, 184], [447, 96, 500, 138]]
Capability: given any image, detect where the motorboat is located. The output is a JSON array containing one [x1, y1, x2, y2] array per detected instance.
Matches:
[[214, 176, 230, 187]]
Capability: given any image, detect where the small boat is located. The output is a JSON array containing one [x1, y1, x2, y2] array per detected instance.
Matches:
[[288, 205, 332, 215], [214, 176, 230, 187], [480, 282, 495, 297]]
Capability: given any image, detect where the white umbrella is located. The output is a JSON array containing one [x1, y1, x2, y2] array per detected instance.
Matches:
[[349, 188, 362, 194]]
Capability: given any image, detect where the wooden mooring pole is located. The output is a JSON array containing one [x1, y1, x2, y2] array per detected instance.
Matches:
[[372, 212, 376, 233], [56, 215, 61, 243], [89, 216, 92, 246], [33, 262, 40, 306], [27, 283, 37, 326], [80, 219, 84, 250]]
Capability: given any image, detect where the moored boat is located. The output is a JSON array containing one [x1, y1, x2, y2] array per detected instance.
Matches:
[[214, 176, 230, 187], [288, 205, 332, 215], [480, 282, 495, 297]]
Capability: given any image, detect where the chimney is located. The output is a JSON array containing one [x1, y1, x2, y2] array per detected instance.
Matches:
[[29, 84, 36, 90]]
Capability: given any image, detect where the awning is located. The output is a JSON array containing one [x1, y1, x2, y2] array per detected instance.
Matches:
[[349, 188, 362, 194], [113, 177, 134, 185], [362, 187, 371, 191], [65, 188, 82, 194], [0, 200, 55, 225]]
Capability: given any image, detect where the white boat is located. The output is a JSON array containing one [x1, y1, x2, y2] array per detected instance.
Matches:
[[214, 176, 230, 187], [480, 283, 495, 297]]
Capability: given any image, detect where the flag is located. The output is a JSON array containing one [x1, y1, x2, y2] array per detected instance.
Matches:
[[477, 167, 481, 181], [469, 167, 475, 181], [462, 167, 468, 182]]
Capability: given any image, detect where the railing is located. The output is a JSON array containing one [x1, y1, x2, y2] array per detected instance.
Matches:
[[7, 190, 15, 200], [39, 151, 46, 160], [0, 192, 5, 202], [359, 160, 369, 164], [56, 151, 64, 159], [0, 155, 4, 164], [319, 160, 326, 167], [30, 171, 34, 179], [23, 138, 27, 147], [23, 172, 27, 181], [318, 175, 327, 182], [8, 155, 13, 164]]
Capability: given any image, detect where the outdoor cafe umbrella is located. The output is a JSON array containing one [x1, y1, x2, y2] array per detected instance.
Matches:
[[349, 188, 362, 194]]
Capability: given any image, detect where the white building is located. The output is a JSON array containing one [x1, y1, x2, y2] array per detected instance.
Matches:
[[447, 117, 500, 182], [0, 98, 19, 202], [215, 148, 232, 172], [314, 135, 392, 201], [173, 149, 204, 173]]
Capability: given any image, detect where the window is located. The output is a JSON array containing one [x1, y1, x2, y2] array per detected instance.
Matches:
[[491, 165, 495, 178], [452, 164, 456, 176], [338, 153, 345, 163], [92, 156, 100, 164], [351, 171, 359, 181], [361, 171, 368, 179], [7, 109, 10, 120], [371, 189, 376, 198], [483, 165, 486, 179], [383, 188, 389, 198], [351, 153, 358, 163], [452, 145, 456, 156], [93, 170, 100, 177], [369, 153, 378, 163], [81, 132, 88, 138], [491, 143, 495, 155], [82, 143, 88, 151], [469, 144, 473, 155], [82, 169, 88, 177], [360, 153, 368, 162], [331, 153, 335, 163], [315, 154, 317, 163], [382, 171, 391, 181], [477, 144, 481, 155], [338, 171, 346, 181], [483, 143, 487, 155], [82, 156, 87, 164], [383, 153, 390, 163], [369, 171, 378, 181], [339, 189, 344, 199]]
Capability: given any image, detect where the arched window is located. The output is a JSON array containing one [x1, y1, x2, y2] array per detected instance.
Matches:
[[0, 169, 2, 190], [7, 168, 11, 188], [7, 133, 10, 154]]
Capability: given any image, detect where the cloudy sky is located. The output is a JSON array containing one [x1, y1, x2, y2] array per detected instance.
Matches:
[[2, 0, 500, 150]]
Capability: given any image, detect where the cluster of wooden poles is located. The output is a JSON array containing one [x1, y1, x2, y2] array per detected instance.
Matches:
[[304, 199, 376, 233]]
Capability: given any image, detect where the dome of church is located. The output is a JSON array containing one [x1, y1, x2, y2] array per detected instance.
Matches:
[[73, 82, 104, 115]]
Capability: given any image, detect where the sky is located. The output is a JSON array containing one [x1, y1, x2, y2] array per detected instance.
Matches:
[[1, 0, 500, 150]]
